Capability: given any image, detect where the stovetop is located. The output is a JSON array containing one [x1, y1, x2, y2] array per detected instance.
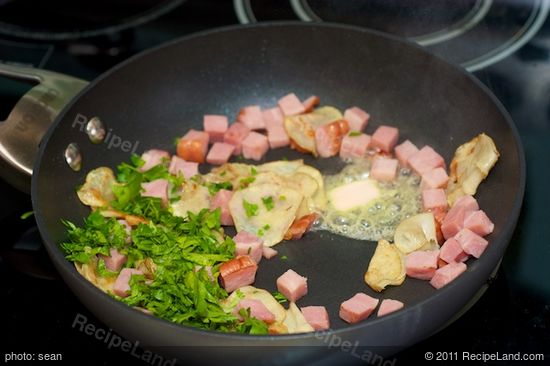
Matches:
[[1, 1, 549, 364]]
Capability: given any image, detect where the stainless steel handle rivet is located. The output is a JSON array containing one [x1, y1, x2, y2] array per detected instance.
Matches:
[[86, 117, 106, 144], [64, 143, 82, 171]]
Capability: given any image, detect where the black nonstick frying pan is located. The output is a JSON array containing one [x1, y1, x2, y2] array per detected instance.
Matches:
[[5, 23, 526, 365]]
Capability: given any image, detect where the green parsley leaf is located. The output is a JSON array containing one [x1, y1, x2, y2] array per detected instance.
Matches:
[[280, 255, 288, 260], [20, 211, 34, 220], [207, 182, 233, 196], [242, 200, 258, 218], [239, 176, 256, 189], [261, 196, 274, 211], [272, 291, 288, 304], [349, 131, 362, 137]]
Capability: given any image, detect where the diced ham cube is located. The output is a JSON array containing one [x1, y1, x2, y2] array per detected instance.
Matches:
[[464, 210, 494, 237], [301, 306, 330, 330], [454, 228, 489, 258], [278, 93, 306, 116], [422, 188, 448, 212], [371, 126, 399, 153], [441, 195, 479, 239], [377, 299, 404, 317], [219, 255, 258, 293], [206, 142, 235, 165], [141, 179, 169, 204], [168, 156, 199, 179], [276, 269, 308, 302], [203, 115, 228, 143], [405, 250, 440, 280], [242, 131, 269, 161], [315, 119, 350, 158], [395, 140, 419, 167], [113, 268, 143, 298], [177, 129, 209, 163], [302, 95, 320, 112], [343, 107, 370, 132], [100, 248, 127, 272], [284, 213, 317, 241], [233, 231, 263, 264], [430, 262, 467, 289], [262, 107, 284, 130], [140, 149, 170, 172], [370, 158, 398, 182], [439, 238, 469, 263], [421, 167, 449, 189], [340, 133, 371, 159], [210, 189, 234, 226], [267, 125, 290, 149], [237, 105, 265, 130], [408, 146, 445, 175], [262, 246, 278, 259], [339, 293, 379, 324], [234, 299, 275, 324], [224, 122, 250, 155]]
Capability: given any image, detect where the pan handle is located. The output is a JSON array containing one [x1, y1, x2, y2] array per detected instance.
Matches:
[[0, 63, 88, 193]]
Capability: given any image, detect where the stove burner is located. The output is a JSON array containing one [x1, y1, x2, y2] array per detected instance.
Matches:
[[0, 0, 184, 40], [235, 0, 550, 72]]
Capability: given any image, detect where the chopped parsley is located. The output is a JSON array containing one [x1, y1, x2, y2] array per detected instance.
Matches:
[[257, 224, 270, 237], [251, 167, 258, 176], [207, 181, 233, 196], [242, 199, 259, 217], [239, 176, 256, 189], [20, 211, 34, 220], [349, 131, 362, 137], [272, 291, 288, 304], [279, 195, 286, 201], [280, 255, 288, 260], [261, 196, 274, 211]]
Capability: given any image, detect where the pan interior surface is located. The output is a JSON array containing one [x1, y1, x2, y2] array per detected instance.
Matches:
[[32, 23, 524, 345]]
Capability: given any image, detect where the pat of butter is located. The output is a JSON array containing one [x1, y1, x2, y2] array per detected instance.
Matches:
[[328, 179, 380, 211]]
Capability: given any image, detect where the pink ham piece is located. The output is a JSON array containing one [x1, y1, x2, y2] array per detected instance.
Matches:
[[371, 126, 399, 153], [422, 188, 448, 213], [421, 167, 449, 189], [340, 133, 371, 159], [206, 142, 235, 165], [377, 299, 404, 317], [370, 158, 398, 182], [177, 129, 209, 163], [262, 246, 278, 259], [233, 231, 263, 264], [203, 115, 228, 143], [315, 120, 350, 158], [168, 156, 198, 179], [113, 268, 143, 298], [302, 95, 320, 112], [242, 131, 269, 161], [408, 146, 445, 175], [224, 122, 250, 155], [405, 250, 440, 280], [339, 293, 379, 324], [430, 262, 467, 289], [219, 255, 258, 293], [141, 179, 168, 204], [276, 269, 308, 302], [301, 306, 330, 330], [234, 299, 276, 324], [100, 248, 127, 272], [237, 105, 265, 130], [278, 93, 306, 116], [395, 140, 419, 168], [454, 228, 489, 258], [267, 125, 290, 149], [441, 195, 479, 239], [139, 149, 170, 172], [263, 107, 284, 130], [344, 107, 370, 132], [439, 238, 469, 263], [210, 189, 234, 226], [464, 210, 494, 237]]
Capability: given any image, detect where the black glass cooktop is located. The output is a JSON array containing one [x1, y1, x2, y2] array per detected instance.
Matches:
[[1, 0, 548, 364]]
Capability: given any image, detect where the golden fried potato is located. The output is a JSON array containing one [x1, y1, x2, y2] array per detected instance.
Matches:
[[394, 213, 438, 254], [283, 302, 314, 333], [364, 239, 406, 292], [77, 167, 116, 207], [446, 133, 499, 206]]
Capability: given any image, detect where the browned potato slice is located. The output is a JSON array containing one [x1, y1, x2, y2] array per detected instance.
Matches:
[[447, 133, 499, 206], [77, 167, 116, 207], [364, 239, 405, 292], [394, 213, 438, 254]]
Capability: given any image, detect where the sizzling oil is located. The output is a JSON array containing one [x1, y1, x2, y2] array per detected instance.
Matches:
[[315, 159, 422, 241]]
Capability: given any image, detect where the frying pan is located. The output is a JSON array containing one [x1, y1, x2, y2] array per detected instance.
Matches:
[[2, 23, 525, 365]]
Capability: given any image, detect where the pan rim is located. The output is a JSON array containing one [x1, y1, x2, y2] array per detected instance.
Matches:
[[31, 21, 526, 342]]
